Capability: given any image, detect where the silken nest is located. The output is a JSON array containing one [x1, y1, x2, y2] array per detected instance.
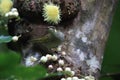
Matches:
[[14, 0, 80, 24]]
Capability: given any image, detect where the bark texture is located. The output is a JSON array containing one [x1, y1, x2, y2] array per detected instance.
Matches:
[[56, 0, 118, 79], [8, 0, 118, 80]]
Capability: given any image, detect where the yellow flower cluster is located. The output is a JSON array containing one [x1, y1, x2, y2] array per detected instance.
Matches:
[[0, 0, 13, 15]]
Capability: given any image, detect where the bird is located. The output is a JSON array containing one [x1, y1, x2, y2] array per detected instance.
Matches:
[[30, 26, 64, 49]]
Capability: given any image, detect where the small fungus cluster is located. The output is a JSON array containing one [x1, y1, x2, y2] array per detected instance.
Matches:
[[61, 75, 95, 80], [12, 35, 21, 42], [5, 8, 19, 18], [24, 48, 95, 80]]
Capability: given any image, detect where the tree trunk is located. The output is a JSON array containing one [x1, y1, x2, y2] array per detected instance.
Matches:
[[8, 0, 118, 80], [60, 0, 118, 79]]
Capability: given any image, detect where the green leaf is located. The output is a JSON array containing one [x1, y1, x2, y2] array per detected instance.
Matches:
[[0, 65, 47, 80], [0, 53, 21, 69], [0, 35, 12, 43], [0, 52, 47, 80], [13, 65, 47, 80], [100, 76, 113, 80]]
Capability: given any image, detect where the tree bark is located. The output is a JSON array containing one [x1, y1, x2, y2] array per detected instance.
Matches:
[[60, 0, 118, 79], [8, 0, 118, 80]]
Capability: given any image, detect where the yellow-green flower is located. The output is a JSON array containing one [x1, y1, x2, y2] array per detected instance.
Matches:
[[42, 2, 61, 24], [0, 0, 13, 15]]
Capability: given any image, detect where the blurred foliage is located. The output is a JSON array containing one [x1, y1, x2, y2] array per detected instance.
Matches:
[[100, 0, 120, 80], [0, 0, 13, 15], [0, 35, 12, 43], [0, 52, 47, 80]]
